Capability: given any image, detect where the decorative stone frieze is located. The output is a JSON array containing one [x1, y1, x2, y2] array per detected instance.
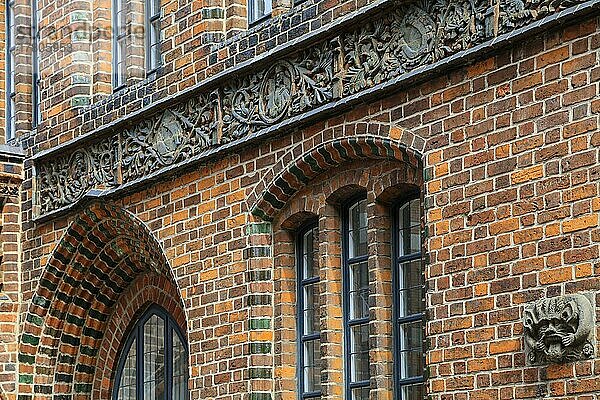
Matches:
[[524, 293, 596, 365], [33, 0, 594, 217], [121, 92, 220, 181]]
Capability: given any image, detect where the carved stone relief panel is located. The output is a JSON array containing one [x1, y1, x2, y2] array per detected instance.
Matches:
[[524, 293, 596, 365], [37, 137, 118, 215], [34, 0, 593, 216], [498, 0, 582, 34], [341, 0, 494, 96], [220, 39, 340, 142], [121, 91, 220, 182]]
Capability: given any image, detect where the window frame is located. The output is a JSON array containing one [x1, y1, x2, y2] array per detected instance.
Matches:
[[32, 0, 41, 127], [342, 194, 370, 400], [112, 304, 189, 400], [6, 0, 16, 140], [247, 0, 272, 26], [112, 0, 127, 90], [145, 0, 161, 73], [296, 223, 321, 399], [392, 196, 426, 399]]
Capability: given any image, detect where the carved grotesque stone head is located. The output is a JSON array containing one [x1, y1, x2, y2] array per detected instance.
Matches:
[[523, 293, 595, 365]]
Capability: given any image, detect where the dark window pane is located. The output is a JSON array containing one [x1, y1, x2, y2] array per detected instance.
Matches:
[[400, 383, 424, 400], [398, 259, 423, 290], [116, 338, 136, 400], [303, 227, 319, 279], [398, 320, 423, 351], [303, 339, 321, 393], [398, 288, 424, 317], [350, 262, 369, 320], [350, 323, 369, 382], [399, 349, 423, 380], [172, 332, 186, 399], [143, 315, 166, 400], [398, 199, 421, 256], [298, 225, 321, 397], [351, 387, 370, 400], [303, 282, 320, 334], [349, 199, 367, 258], [249, 0, 272, 23]]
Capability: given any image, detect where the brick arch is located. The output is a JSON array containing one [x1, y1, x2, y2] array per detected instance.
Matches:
[[270, 159, 423, 399], [18, 202, 182, 400], [249, 135, 423, 222], [92, 273, 187, 400]]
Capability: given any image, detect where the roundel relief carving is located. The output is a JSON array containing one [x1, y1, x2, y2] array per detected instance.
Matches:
[[400, 6, 435, 60], [259, 61, 296, 124]]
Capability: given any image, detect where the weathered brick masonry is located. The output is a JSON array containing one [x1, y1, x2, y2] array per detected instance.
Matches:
[[0, 0, 599, 398]]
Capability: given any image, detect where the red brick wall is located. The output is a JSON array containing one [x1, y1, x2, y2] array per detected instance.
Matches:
[[9, 10, 600, 400]]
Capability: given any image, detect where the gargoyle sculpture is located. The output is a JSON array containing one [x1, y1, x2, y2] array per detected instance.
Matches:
[[523, 294, 595, 365]]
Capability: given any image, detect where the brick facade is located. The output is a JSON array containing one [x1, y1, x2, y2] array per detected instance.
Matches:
[[0, 0, 599, 398]]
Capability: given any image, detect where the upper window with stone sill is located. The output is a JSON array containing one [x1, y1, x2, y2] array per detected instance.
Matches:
[[146, 0, 162, 72], [248, 0, 272, 25]]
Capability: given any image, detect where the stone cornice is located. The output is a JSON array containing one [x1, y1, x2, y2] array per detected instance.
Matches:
[[33, 0, 600, 220]]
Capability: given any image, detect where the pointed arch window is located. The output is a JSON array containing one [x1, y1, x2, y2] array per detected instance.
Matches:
[[113, 305, 188, 400]]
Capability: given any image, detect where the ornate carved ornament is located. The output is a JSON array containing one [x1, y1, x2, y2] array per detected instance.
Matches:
[[524, 293, 596, 365], [0, 182, 19, 198], [34, 0, 591, 216]]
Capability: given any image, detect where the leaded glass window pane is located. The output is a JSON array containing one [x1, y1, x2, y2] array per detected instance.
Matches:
[[248, 0, 272, 24], [303, 282, 320, 335], [349, 262, 369, 320], [395, 197, 425, 399], [298, 225, 321, 398], [303, 339, 321, 393], [344, 197, 370, 400], [349, 199, 368, 259], [143, 315, 166, 400], [113, 307, 187, 400], [172, 333, 186, 399], [117, 339, 137, 400], [350, 323, 369, 382]]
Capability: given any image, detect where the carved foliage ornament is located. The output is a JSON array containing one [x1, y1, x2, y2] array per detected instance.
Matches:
[[342, 0, 494, 95], [221, 40, 339, 141], [35, 0, 590, 215], [38, 138, 117, 214], [121, 92, 219, 181], [524, 294, 595, 365]]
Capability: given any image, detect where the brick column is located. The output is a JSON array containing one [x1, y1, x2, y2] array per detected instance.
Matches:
[[128, 0, 146, 83], [367, 196, 394, 400], [245, 219, 274, 400], [0, 146, 23, 400], [272, 227, 296, 400], [39, 0, 94, 134], [91, 0, 114, 101], [319, 204, 343, 400]]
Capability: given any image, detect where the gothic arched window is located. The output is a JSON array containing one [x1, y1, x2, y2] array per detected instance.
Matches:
[[113, 305, 188, 400]]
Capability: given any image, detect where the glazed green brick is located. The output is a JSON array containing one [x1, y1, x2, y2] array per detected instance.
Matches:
[[249, 318, 271, 330], [18, 353, 35, 365], [21, 333, 40, 346], [66, 313, 85, 327], [19, 374, 33, 384], [249, 368, 272, 379], [26, 313, 44, 327], [249, 343, 272, 354], [245, 222, 272, 235], [249, 393, 272, 400]]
